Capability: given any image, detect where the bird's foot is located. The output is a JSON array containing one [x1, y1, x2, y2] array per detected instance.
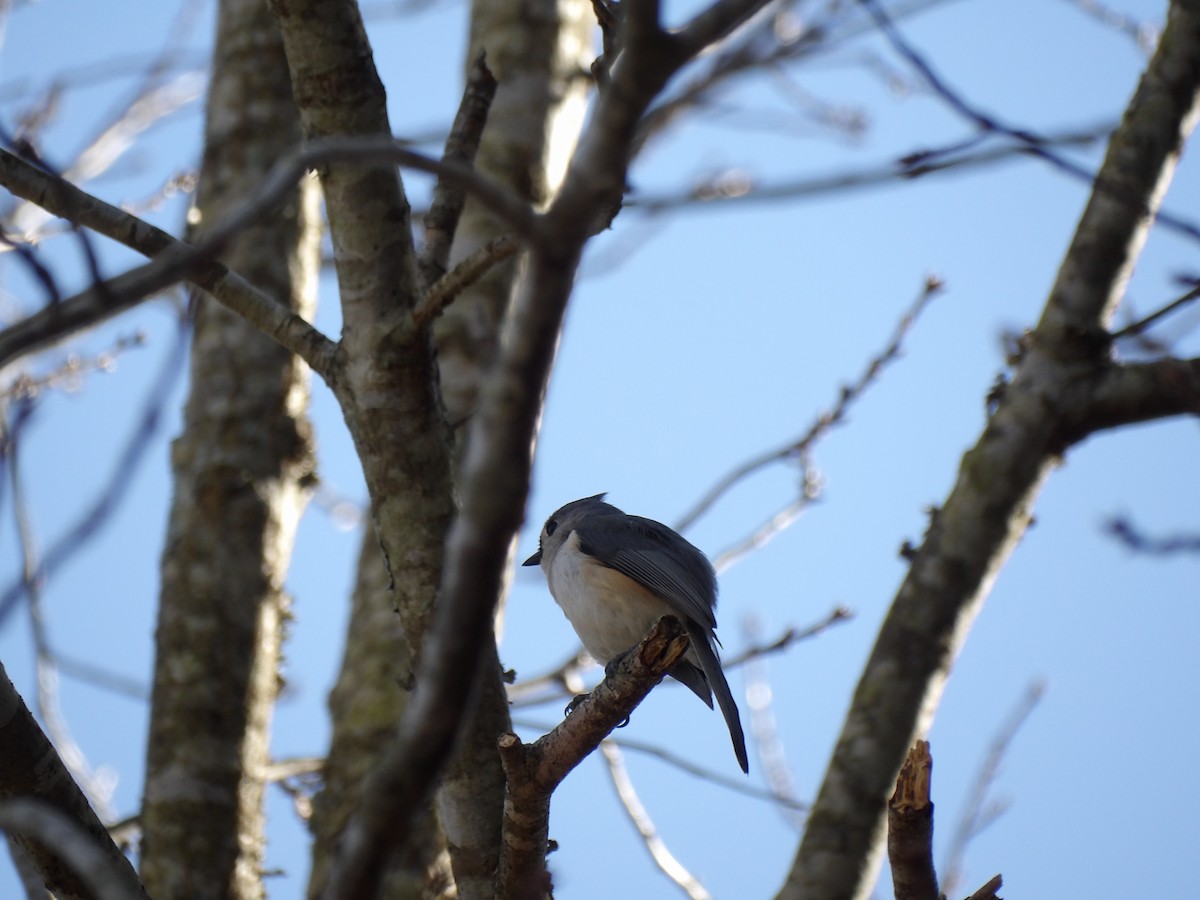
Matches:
[[602, 648, 632, 681], [563, 690, 630, 727], [564, 693, 590, 716]]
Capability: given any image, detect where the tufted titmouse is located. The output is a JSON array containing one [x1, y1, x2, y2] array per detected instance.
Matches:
[[523, 494, 749, 773]]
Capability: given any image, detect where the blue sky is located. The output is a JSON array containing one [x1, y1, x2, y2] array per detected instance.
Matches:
[[1, 0, 1197, 898]]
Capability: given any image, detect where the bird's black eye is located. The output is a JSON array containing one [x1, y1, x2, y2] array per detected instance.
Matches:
[[545, 518, 558, 536]]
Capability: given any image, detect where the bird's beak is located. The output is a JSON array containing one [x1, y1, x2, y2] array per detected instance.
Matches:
[[522, 549, 542, 567]]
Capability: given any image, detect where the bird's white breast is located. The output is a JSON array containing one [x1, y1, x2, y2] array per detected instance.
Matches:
[[547, 531, 676, 663]]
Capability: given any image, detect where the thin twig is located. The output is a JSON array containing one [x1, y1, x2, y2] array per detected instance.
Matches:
[[1110, 282, 1200, 340], [632, 123, 1114, 212], [859, 0, 1200, 245], [417, 53, 498, 291], [54, 654, 147, 702], [742, 613, 805, 829], [512, 717, 801, 807], [600, 741, 713, 900], [0, 148, 336, 374], [676, 274, 944, 532], [940, 681, 1044, 896], [0, 331, 145, 402], [413, 234, 519, 328], [0, 228, 62, 303], [711, 495, 812, 573], [636, 0, 963, 152], [0, 799, 148, 900], [0, 130, 541, 370], [1103, 515, 1200, 555], [505, 647, 593, 706], [9, 413, 115, 820], [266, 757, 324, 824], [1054, 0, 1157, 51], [723, 606, 854, 669], [6, 0, 207, 261], [182, 134, 540, 253], [509, 608, 853, 710], [0, 316, 191, 626]]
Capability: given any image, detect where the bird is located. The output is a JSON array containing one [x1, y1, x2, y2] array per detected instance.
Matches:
[[523, 493, 749, 773]]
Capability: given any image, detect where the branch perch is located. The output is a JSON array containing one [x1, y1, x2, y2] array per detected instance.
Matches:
[[495, 616, 691, 899]]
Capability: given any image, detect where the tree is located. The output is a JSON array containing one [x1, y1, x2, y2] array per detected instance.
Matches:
[[0, 0, 1197, 898]]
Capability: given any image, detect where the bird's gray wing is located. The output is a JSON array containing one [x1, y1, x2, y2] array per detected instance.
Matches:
[[574, 513, 718, 631], [575, 512, 749, 773]]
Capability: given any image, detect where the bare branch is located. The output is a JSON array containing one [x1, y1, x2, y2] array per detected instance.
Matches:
[[941, 682, 1044, 896], [600, 741, 712, 900], [318, 0, 790, 889], [417, 53, 499, 291], [1055, 0, 1159, 51], [741, 615, 805, 829], [631, 123, 1114, 213], [860, 0, 1200, 247], [0, 800, 146, 900], [9, 48, 203, 238], [1103, 515, 1200, 555], [964, 873, 1004, 900], [1057, 356, 1200, 447], [506, 648, 592, 706], [512, 719, 802, 805], [635, 0, 960, 152], [0, 148, 337, 375], [496, 617, 692, 900], [724, 607, 855, 670], [0, 126, 543, 373], [264, 3, 477, 898], [676, 0, 774, 58], [887, 741, 938, 900], [1110, 280, 1200, 340], [784, 6, 1200, 895], [413, 235, 519, 329], [677, 274, 944, 533], [0, 661, 149, 899], [8, 428, 114, 819], [509, 607, 853, 710], [0, 331, 144, 403], [0, 322, 189, 627], [711, 495, 813, 573]]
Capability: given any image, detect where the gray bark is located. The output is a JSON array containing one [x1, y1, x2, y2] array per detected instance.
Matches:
[[138, 1, 319, 896], [307, 537, 456, 900], [307, 2, 591, 896], [779, 4, 1200, 897], [0, 662, 148, 899], [431, 5, 592, 899]]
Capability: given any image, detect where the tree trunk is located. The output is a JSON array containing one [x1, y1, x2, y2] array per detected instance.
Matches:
[[139, 1, 319, 896], [779, 4, 1200, 897], [307, 534, 456, 900], [431, 5, 593, 898], [308, 2, 592, 894]]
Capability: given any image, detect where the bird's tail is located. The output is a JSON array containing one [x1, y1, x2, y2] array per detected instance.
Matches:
[[687, 622, 749, 774]]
